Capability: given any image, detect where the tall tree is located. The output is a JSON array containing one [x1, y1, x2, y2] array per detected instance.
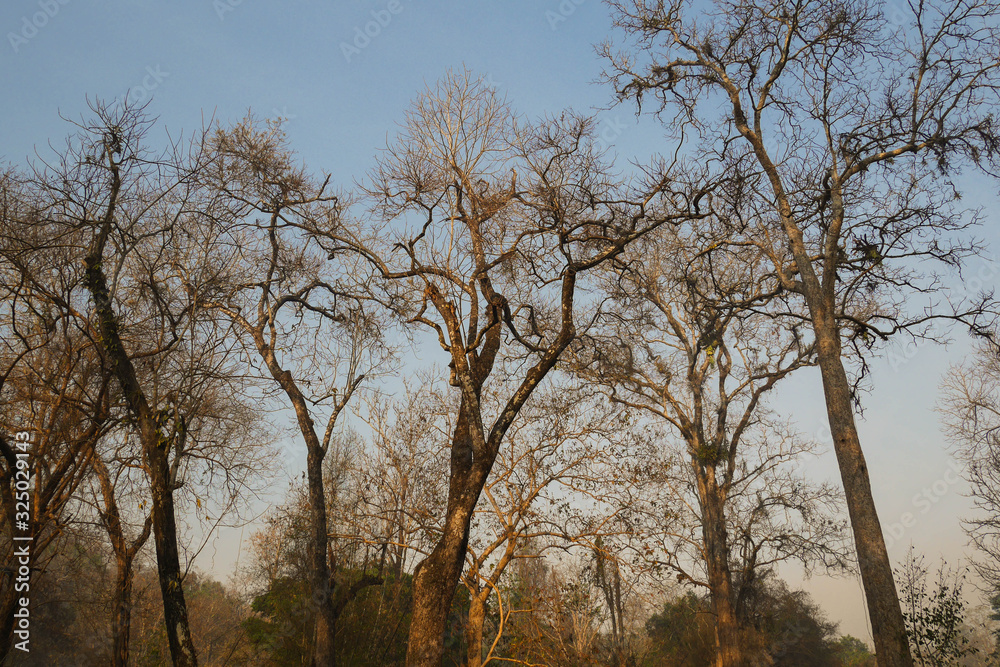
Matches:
[[326, 69, 710, 665], [6, 102, 225, 666], [602, 1, 1000, 662], [574, 222, 849, 665], [0, 189, 114, 661], [191, 115, 392, 666]]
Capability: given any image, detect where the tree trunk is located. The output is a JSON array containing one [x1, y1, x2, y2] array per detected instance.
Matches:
[[697, 469, 743, 667], [465, 592, 487, 667], [306, 444, 339, 667], [84, 247, 198, 667], [734, 114, 913, 666], [145, 442, 199, 667], [814, 328, 912, 665], [407, 498, 477, 666], [407, 396, 492, 666], [111, 555, 136, 667]]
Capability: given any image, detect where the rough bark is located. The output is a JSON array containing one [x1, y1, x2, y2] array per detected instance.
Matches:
[[698, 471, 742, 667], [111, 558, 136, 667], [407, 402, 488, 667], [464, 592, 487, 667], [814, 326, 911, 663]]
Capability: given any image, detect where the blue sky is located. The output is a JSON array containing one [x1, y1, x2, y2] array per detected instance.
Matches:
[[2, 0, 652, 181], [4, 0, 999, 644]]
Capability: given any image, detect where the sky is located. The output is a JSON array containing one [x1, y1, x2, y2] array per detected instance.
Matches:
[[3, 0, 999, 646]]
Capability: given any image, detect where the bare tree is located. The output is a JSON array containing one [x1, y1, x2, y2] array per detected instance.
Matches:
[[0, 103, 234, 665], [461, 384, 630, 667], [190, 115, 392, 666], [573, 221, 849, 664], [319, 68, 710, 665], [941, 343, 1000, 593], [0, 209, 113, 661], [602, 1, 1000, 661]]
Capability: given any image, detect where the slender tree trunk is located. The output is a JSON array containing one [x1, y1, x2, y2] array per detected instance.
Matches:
[[465, 592, 487, 667], [734, 115, 913, 665], [697, 470, 743, 667], [84, 247, 198, 667], [306, 443, 339, 667], [111, 555, 136, 667], [814, 326, 912, 665], [145, 441, 198, 667]]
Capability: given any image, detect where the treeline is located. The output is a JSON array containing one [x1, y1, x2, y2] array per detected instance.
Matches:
[[3, 0, 1000, 666]]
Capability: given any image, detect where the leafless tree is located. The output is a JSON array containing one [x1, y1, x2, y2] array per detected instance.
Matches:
[[602, 1, 1000, 662], [0, 194, 113, 661], [461, 384, 631, 667], [941, 343, 1000, 593], [189, 115, 393, 666], [572, 221, 850, 664], [318, 68, 711, 665]]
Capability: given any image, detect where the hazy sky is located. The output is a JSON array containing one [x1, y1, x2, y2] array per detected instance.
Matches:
[[3, 0, 998, 645]]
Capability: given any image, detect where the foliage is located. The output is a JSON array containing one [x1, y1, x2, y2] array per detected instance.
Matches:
[[896, 550, 980, 666]]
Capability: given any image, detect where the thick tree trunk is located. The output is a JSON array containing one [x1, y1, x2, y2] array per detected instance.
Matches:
[[697, 470, 743, 667], [407, 395, 492, 667], [814, 329, 912, 665], [465, 592, 487, 667], [407, 498, 477, 666]]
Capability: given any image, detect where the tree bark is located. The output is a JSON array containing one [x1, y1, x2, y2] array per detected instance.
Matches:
[[465, 592, 487, 667], [306, 443, 339, 667], [697, 471, 743, 667], [407, 401, 489, 667], [111, 555, 136, 667], [814, 326, 912, 664]]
